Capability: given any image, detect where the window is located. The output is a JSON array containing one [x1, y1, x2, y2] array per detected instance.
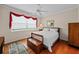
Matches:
[[9, 12, 37, 31]]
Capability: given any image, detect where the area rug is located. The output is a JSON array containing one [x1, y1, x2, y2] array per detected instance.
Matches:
[[9, 42, 28, 54]]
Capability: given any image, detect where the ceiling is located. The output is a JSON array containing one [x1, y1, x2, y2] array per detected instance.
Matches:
[[6, 4, 77, 18]]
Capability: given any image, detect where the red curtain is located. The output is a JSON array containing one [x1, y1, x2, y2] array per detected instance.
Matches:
[[9, 12, 37, 29]]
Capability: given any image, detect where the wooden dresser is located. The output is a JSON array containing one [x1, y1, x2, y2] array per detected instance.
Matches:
[[68, 23, 79, 47], [0, 37, 4, 53]]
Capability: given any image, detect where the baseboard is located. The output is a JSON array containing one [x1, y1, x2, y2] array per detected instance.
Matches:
[[68, 44, 79, 49]]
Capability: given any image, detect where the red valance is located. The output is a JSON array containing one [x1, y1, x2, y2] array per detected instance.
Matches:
[[10, 12, 23, 16], [9, 12, 37, 29], [24, 15, 37, 20]]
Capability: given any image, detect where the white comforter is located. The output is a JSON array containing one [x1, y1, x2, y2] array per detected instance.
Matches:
[[32, 31, 59, 52]]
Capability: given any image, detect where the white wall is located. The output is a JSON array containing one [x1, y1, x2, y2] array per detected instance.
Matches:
[[77, 5, 79, 21], [0, 5, 40, 44], [41, 7, 78, 41]]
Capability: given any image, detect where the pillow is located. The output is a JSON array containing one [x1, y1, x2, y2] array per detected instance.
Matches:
[[50, 28, 58, 32]]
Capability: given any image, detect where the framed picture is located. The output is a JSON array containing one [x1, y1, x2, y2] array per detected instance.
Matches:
[[47, 20, 54, 27]]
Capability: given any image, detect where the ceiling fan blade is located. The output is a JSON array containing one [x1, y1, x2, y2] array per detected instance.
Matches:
[[37, 9, 48, 12], [39, 10, 48, 12], [37, 12, 42, 15]]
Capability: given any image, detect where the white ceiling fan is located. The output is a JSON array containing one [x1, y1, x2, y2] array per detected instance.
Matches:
[[36, 4, 48, 18]]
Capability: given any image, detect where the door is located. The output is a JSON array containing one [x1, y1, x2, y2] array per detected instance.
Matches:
[[69, 23, 79, 47]]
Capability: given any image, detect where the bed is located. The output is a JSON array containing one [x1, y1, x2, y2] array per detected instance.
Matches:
[[31, 27, 60, 52]]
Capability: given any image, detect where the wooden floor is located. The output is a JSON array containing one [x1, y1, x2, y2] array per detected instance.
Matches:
[[3, 39, 79, 54]]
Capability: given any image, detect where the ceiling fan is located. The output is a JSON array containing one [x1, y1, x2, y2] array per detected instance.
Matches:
[[36, 4, 48, 18]]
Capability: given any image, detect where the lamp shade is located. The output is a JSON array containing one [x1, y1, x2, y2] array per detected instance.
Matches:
[[39, 24, 44, 28]]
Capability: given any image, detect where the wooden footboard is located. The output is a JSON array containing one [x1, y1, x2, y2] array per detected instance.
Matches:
[[27, 32, 44, 54], [31, 33, 44, 43]]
